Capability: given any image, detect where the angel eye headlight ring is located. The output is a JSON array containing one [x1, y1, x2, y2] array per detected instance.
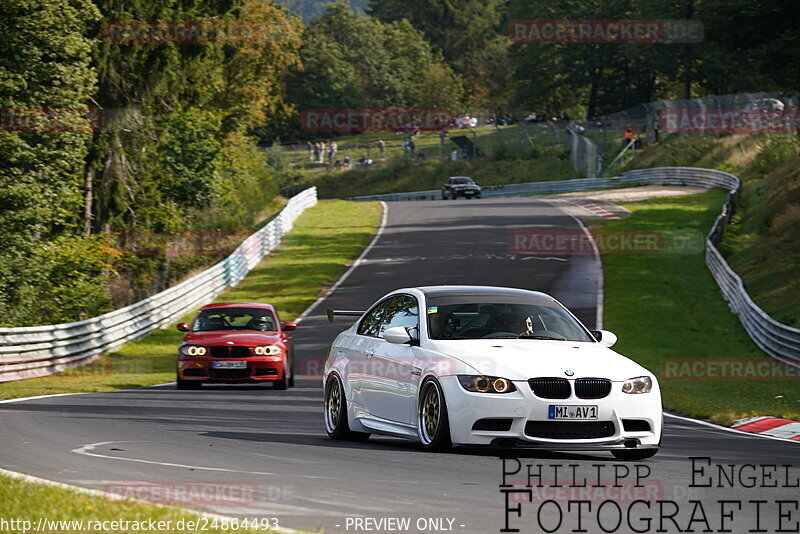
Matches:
[[182, 345, 206, 356], [254, 345, 283, 356]]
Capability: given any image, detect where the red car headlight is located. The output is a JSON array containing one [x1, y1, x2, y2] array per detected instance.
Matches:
[[254, 345, 283, 356], [180, 345, 207, 356]]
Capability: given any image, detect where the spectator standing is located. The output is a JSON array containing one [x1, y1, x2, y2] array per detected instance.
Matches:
[[377, 139, 385, 159], [623, 126, 634, 148], [306, 141, 314, 161], [328, 141, 338, 164]]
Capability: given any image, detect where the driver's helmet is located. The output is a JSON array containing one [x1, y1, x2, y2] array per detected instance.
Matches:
[[251, 316, 272, 331]]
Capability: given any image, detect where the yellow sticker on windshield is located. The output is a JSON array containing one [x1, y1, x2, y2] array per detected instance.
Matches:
[[427, 306, 438, 314]]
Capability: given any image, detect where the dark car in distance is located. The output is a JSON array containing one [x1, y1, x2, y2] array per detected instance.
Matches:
[[176, 302, 296, 390], [442, 176, 482, 200]]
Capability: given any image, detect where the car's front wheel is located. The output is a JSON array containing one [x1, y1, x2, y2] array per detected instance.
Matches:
[[274, 371, 288, 390], [417, 379, 452, 451], [611, 448, 658, 460], [324, 375, 370, 441]]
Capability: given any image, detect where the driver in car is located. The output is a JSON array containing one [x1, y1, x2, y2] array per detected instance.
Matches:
[[521, 315, 536, 336]]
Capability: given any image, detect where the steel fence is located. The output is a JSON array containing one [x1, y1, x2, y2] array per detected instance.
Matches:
[[0, 188, 318, 383], [349, 167, 800, 367]]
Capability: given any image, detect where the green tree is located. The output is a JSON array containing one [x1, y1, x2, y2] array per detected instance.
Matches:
[[368, 0, 506, 102], [290, 1, 463, 112], [0, 0, 104, 325]]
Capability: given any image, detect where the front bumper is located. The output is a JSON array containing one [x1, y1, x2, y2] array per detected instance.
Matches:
[[177, 357, 286, 383], [454, 188, 480, 197], [440, 376, 662, 449]]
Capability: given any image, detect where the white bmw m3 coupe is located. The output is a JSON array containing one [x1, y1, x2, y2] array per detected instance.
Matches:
[[323, 286, 662, 459]]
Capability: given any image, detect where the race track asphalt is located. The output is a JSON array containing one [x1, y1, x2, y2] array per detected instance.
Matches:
[[0, 198, 796, 534]]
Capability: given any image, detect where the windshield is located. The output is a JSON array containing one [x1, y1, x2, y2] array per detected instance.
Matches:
[[426, 296, 593, 342], [192, 308, 277, 332], [451, 178, 472, 184]]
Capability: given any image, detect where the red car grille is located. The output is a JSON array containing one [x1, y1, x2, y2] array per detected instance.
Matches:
[[209, 346, 251, 358]]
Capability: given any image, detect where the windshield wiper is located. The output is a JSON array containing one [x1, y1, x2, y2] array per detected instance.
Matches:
[[518, 334, 566, 340]]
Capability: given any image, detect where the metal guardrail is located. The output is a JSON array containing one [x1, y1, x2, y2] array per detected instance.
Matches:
[[349, 167, 800, 367], [0, 188, 318, 382]]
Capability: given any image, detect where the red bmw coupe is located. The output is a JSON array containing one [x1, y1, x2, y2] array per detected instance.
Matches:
[[176, 302, 296, 390]]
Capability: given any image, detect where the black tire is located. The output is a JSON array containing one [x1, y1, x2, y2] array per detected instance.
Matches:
[[176, 377, 201, 390], [274, 371, 288, 390], [611, 448, 659, 460], [324, 375, 370, 441], [288, 362, 295, 388], [417, 378, 452, 451]]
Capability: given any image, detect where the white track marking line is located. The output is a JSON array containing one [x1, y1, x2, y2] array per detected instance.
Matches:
[[293, 200, 388, 323], [0, 382, 174, 405], [71, 441, 336, 479], [545, 199, 604, 330], [0, 467, 300, 533]]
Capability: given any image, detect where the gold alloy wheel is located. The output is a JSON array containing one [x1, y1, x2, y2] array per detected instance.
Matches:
[[325, 377, 342, 432], [419, 382, 441, 444]]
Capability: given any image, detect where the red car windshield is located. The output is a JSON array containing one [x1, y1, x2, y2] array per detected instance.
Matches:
[[193, 308, 277, 332]]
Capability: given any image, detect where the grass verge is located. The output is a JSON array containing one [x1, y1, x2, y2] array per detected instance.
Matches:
[[0, 473, 264, 534], [595, 189, 800, 425], [621, 133, 800, 327], [0, 200, 381, 401]]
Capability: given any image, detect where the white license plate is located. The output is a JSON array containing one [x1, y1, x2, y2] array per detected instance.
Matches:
[[548, 405, 598, 420], [212, 361, 247, 369]]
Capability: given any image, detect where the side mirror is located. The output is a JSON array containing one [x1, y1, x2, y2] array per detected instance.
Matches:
[[591, 329, 618, 348], [282, 321, 297, 332], [384, 326, 413, 345], [176, 322, 190, 332]]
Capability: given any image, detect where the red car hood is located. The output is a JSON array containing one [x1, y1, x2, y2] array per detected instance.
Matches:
[[182, 331, 282, 346]]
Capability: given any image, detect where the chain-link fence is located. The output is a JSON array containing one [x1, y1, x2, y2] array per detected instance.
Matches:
[[564, 91, 799, 178]]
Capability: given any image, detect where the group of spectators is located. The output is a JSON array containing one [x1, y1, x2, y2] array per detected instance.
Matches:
[[306, 139, 378, 170], [307, 140, 338, 164]]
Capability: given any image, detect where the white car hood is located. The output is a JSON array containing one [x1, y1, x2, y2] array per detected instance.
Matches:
[[427, 339, 650, 381]]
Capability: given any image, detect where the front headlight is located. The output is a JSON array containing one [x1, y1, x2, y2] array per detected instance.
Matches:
[[180, 345, 206, 356], [458, 375, 517, 394], [622, 376, 652, 394], [254, 345, 283, 356]]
